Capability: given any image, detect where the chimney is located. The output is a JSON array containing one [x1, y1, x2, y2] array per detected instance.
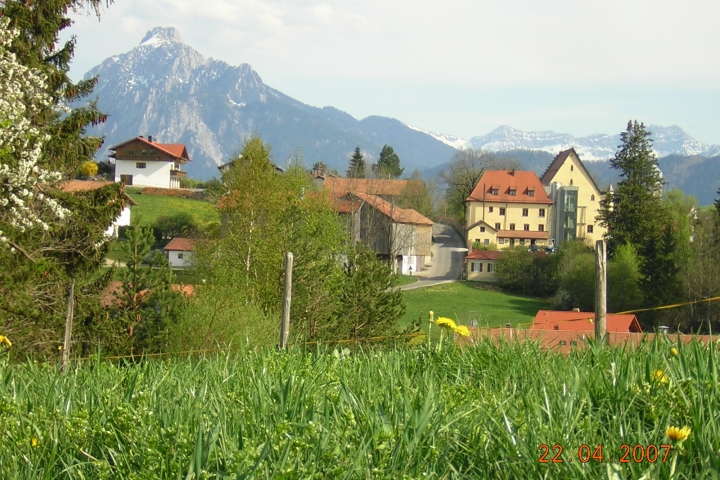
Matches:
[[139, 135, 144, 139], [148, 135, 153, 143]]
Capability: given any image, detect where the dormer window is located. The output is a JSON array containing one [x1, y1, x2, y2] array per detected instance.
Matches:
[[528, 190, 535, 197], [509, 189, 517, 196], [491, 188, 499, 196]]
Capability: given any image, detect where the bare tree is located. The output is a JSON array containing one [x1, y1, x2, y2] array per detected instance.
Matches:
[[440, 149, 498, 222]]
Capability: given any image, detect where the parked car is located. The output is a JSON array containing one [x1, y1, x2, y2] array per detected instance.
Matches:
[[527, 244, 541, 253], [543, 245, 557, 254]]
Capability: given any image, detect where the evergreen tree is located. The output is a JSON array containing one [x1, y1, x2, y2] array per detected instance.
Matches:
[[715, 187, 720, 221], [598, 121, 666, 254], [116, 224, 181, 353], [347, 147, 366, 178], [373, 144, 403, 178]]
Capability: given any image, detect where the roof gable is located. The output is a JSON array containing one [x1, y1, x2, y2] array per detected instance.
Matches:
[[540, 148, 601, 194], [164, 237, 198, 251], [466, 219, 497, 232], [57, 180, 137, 205], [467, 170, 553, 204], [465, 249, 502, 260], [353, 192, 433, 225], [108, 136, 191, 162], [323, 178, 419, 199]]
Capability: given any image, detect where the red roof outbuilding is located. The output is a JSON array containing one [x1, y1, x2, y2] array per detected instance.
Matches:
[[532, 310, 642, 333]]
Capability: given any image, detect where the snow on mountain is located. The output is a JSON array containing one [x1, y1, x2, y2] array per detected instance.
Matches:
[[465, 125, 720, 160], [405, 125, 467, 149]]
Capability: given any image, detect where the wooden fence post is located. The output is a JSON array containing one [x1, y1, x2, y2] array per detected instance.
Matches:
[[279, 252, 293, 350], [62, 280, 75, 373], [595, 240, 607, 344]]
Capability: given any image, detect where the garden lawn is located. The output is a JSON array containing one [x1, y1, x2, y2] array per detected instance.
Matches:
[[401, 281, 551, 329], [125, 189, 219, 227]]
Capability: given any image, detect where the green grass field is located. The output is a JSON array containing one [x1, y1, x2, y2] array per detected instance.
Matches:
[[125, 188, 219, 227], [0, 339, 713, 478], [401, 281, 552, 329]]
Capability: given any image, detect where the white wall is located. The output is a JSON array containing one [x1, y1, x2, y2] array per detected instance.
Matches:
[[115, 159, 173, 188], [105, 205, 132, 237], [167, 250, 193, 268]]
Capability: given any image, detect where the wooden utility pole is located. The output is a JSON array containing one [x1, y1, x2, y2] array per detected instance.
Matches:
[[595, 240, 607, 344], [279, 252, 293, 350], [62, 280, 75, 373]]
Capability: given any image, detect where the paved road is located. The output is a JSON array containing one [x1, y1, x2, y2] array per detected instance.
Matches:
[[400, 223, 468, 291]]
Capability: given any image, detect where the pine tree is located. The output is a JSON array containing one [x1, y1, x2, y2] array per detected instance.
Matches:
[[373, 145, 403, 178], [598, 121, 667, 254], [347, 147, 366, 178]]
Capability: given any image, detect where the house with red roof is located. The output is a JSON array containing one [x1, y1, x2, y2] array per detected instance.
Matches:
[[465, 170, 554, 250], [164, 237, 198, 268], [532, 310, 642, 333], [464, 249, 502, 282], [109, 135, 190, 189]]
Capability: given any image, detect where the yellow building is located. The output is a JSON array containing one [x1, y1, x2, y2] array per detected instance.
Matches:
[[540, 148, 606, 246], [465, 170, 554, 249], [465, 249, 502, 282]]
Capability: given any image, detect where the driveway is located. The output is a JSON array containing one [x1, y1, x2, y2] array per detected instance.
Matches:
[[400, 223, 467, 291]]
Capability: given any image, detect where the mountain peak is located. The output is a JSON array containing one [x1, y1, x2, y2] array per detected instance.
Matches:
[[140, 27, 184, 46]]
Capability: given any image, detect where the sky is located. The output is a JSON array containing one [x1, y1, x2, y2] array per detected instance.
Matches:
[[63, 0, 720, 144]]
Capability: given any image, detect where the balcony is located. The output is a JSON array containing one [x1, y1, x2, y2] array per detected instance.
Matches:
[[170, 169, 187, 178]]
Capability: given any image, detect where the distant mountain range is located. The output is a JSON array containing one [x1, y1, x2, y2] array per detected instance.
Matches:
[[83, 27, 720, 204]]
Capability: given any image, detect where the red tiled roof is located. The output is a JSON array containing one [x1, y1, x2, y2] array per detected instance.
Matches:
[[465, 249, 502, 261], [57, 180, 137, 205], [108, 137, 191, 162], [164, 237, 198, 252], [496, 230, 550, 239], [323, 177, 418, 198], [467, 170, 553, 204], [532, 310, 642, 333], [354, 192, 433, 225], [100, 281, 195, 308]]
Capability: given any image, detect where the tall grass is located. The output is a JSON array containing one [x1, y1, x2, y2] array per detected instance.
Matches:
[[0, 336, 718, 478]]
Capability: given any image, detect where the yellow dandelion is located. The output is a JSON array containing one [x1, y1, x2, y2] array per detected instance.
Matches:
[[666, 426, 691, 442], [454, 325, 471, 337], [58, 345, 63, 351], [0, 335, 11, 348], [651, 369, 668, 384], [436, 317, 457, 330], [670, 347, 678, 357], [31, 437, 38, 448]]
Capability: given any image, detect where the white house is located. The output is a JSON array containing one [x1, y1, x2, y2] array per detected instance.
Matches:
[[109, 135, 190, 188], [164, 237, 197, 268], [59, 180, 135, 237]]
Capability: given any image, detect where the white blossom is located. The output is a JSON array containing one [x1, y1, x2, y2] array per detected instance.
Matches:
[[0, 19, 69, 246]]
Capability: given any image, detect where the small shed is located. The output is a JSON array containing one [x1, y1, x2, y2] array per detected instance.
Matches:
[[533, 310, 642, 333], [164, 237, 197, 268]]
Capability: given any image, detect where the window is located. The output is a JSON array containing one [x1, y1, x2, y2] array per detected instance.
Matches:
[[528, 190, 535, 197], [471, 262, 483, 272], [524, 224, 530, 231], [484, 239, 489, 245], [136, 162, 146, 169], [491, 188, 499, 195], [570, 165, 574, 171], [570, 179, 574, 186], [495, 223, 501, 230], [128, 150, 134, 155], [509, 223, 515, 230], [488, 263, 494, 273], [480, 227, 486, 233], [539, 208, 545, 217], [488, 206, 494, 213], [539, 224, 544, 232], [591, 194, 595, 201], [522, 208, 528, 217], [519, 239, 525, 245], [177, 253, 184, 259], [588, 225, 594, 233], [499, 207, 506, 215], [509, 189, 517, 196], [499, 238, 505, 245]]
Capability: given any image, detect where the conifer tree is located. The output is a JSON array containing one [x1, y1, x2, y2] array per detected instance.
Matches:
[[347, 147, 366, 178], [373, 144, 403, 178]]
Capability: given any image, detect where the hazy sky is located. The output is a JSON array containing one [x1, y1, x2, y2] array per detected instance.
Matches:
[[64, 0, 720, 144]]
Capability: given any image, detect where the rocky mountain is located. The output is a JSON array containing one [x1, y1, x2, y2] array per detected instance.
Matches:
[[464, 125, 720, 160], [85, 27, 456, 179]]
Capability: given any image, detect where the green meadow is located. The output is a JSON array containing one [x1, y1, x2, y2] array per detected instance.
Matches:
[[401, 281, 552, 329], [0, 337, 714, 478], [125, 188, 219, 227]]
